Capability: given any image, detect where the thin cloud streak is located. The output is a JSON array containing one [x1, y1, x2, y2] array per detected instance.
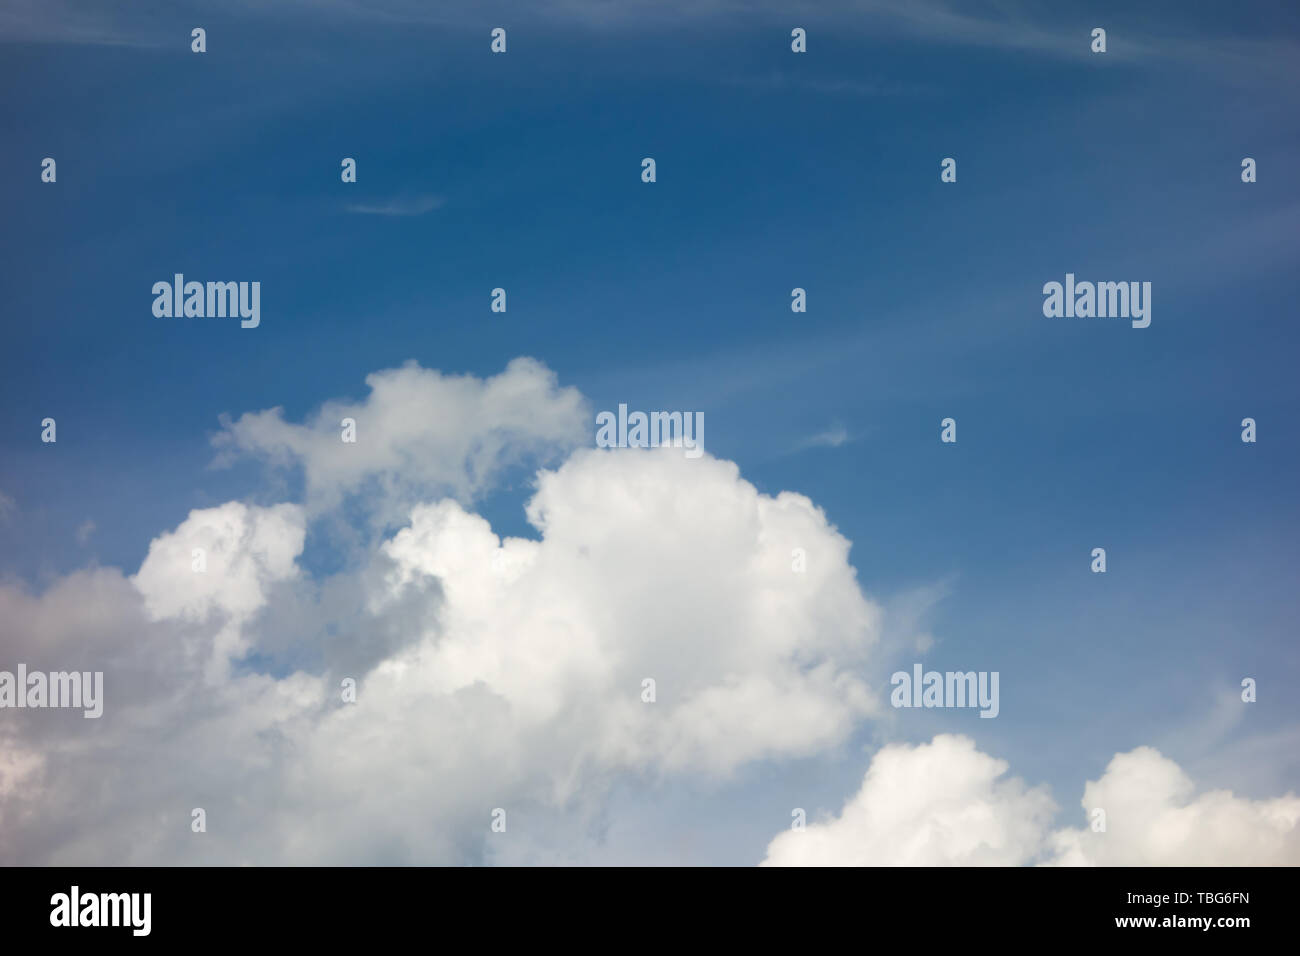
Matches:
[[345, 195, 445, 217]]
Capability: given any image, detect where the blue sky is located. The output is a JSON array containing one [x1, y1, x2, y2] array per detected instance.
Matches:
[[1, 0, 1298, 864]]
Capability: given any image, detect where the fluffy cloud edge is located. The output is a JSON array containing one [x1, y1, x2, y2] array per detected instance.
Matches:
[[761, 734, 1300, 867]]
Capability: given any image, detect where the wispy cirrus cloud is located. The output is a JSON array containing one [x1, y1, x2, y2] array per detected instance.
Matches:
[[800, 424, 852, 449], [0, 0, 153, 47], [723, 72, 936, 98], [344, 194, 444, 217], [6, 0, 1297, 90]]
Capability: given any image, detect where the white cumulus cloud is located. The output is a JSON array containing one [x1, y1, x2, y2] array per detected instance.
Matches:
[[0, 362, 882, 863], [761, 735, 1300, 867], [211, 357, 588, 519], [1048, 746, 1300, 866], [6, 358, 1297, 867], [762, 734, 1056, 866]]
